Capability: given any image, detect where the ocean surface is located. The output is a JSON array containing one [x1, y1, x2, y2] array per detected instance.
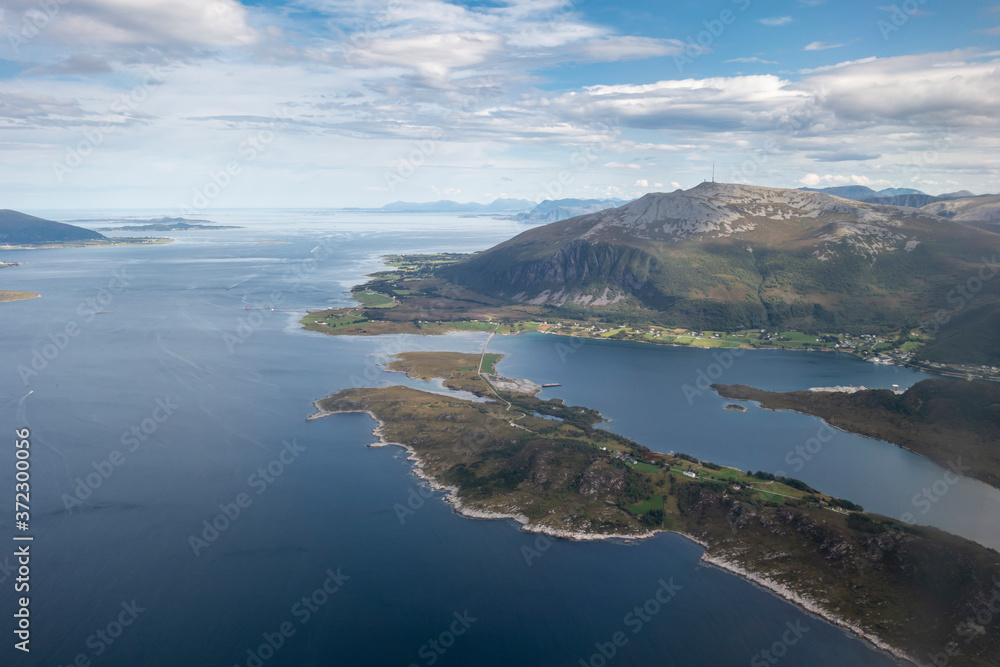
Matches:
[[1, 210, 995, 666]]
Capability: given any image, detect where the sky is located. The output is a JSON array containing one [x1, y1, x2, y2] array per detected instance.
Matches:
[[1, 0, 999, 211]]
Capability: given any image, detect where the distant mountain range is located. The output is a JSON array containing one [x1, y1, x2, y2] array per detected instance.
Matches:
[[0, 209, 106, 245], [438, 183, 1000, 363], [802, 186, 1000, 225], [802, 185, 982, 207], [515, 198, 631, 224], [379, 198, 535, 213]]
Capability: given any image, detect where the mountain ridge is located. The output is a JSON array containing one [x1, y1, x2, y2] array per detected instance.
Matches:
[[436, 183, 1000, 346]]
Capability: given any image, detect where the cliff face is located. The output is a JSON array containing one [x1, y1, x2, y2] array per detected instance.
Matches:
[[437, 182, 1000, 335], [468, 240, 652, 306]]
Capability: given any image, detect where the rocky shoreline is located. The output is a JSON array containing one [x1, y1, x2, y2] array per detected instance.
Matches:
[[310, 400, 920, 664], [699, 553, 918, 666]]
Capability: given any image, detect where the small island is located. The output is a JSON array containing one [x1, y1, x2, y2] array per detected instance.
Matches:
[[713, 379, 1000, 490], [312, 351, 1000, 665], [723, 403, 747, 412], [0, 290, 40, 302], [94, 217, 242, 231]]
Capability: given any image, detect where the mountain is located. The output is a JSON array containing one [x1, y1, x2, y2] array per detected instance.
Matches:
[[801, 185, 928, 201], [515, 198, 630, 224], [437, 182, 1000, 338], [0, 209, 106, 245], [802, 187, 990, 211], [800, 185, 881, 200], [380, 198, 535, 213], [862, 193, 941, 208], [919, 195, 1000, 224]]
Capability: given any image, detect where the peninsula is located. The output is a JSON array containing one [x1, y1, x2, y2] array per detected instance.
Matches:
[[301, 182, 1000, 382], [311, 351, 1000, 666], [713, 379, 1000, 489], [0, 209, 169, 248]]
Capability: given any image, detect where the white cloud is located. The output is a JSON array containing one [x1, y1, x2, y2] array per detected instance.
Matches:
[[604, 162, 641, 169], [349, 32, 504, 85], [804, 41, 846, 51], [799, 173, 892, 188], [635, 179, 649, 187], [725, 57, 779, 64], [759, 17, 793, 26], [5, 0, 257, 50]]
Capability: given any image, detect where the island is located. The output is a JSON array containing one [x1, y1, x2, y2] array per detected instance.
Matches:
[[311, 351, 1000, 665], [712, 379, 1000, 490], [94, 217, 242, 231], [1, 260, 39, 301], [0, 290, 40, 302]]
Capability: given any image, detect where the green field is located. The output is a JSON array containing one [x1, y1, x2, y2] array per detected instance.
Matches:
[[627, 495, 663, 515], [353, 290, 397, 308]]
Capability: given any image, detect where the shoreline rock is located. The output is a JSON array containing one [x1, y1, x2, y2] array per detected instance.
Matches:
[[309, 402, 916, 664]]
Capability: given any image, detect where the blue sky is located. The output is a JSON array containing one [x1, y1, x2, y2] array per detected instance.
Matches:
[[1, 0, 998, 210]]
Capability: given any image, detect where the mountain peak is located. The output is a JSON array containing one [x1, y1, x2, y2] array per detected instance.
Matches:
[[567, 182, 903, 245]]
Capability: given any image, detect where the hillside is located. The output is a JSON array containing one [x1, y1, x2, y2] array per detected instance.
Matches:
[[920, 195, 1000, 224], [712, 379, 1000, 489], [0, 209, 106, 245], [436, 183, 1000, 344]]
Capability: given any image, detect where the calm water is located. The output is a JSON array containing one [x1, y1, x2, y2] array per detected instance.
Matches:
[[1, 210, 988, 666]]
